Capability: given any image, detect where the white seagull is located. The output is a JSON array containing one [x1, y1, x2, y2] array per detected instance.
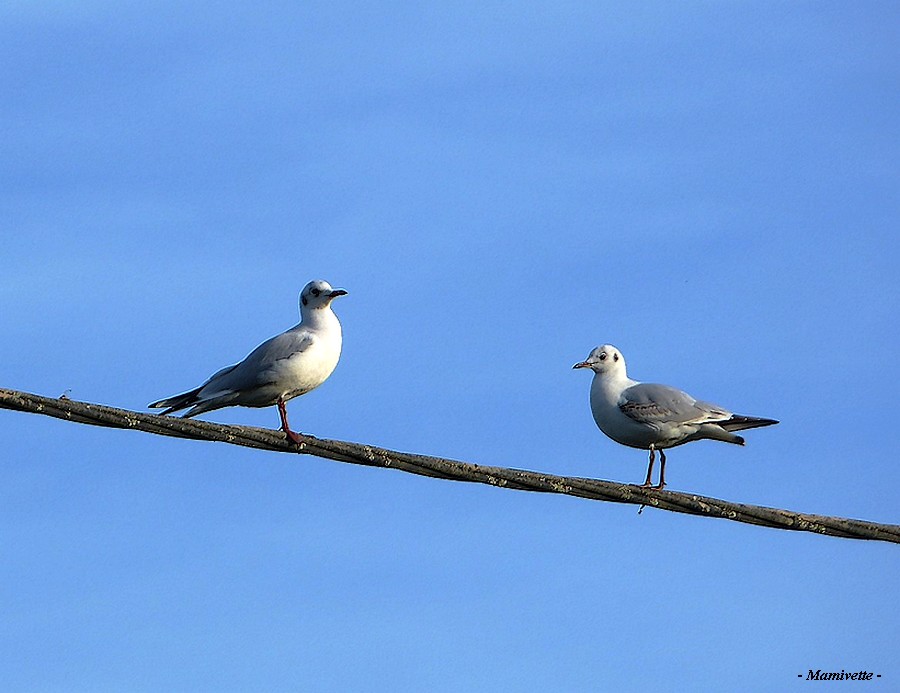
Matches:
[[573, 344, 777, 489], [149, 280, 347, 444]]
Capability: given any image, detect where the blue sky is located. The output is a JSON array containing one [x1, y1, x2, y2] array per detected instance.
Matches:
[[1, 2, 898, 690]]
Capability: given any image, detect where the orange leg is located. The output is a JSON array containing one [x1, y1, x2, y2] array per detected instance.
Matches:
[[654, 449, 667, 490], [640, 447, 656, 487], [277, 397, 305, 445]]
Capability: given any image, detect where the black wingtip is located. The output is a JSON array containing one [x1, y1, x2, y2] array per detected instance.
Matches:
[[147, 386, 203, 416], [147, 401, 178, 416], [753, 417, 779, 427], [722, 415, 780, 432]]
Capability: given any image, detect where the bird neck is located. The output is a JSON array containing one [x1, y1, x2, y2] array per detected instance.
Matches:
[[591, 370, 631, 405], [301, 305, 340, 331]]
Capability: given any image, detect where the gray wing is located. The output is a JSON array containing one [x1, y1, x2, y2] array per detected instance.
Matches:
[[150, 327, 315, 416], [201, 328, 315, 397], [148, 361, 241, 413], [618, 382, 732, 426]]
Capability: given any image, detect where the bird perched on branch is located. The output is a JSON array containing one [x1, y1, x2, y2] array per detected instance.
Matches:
[[149, 280, 347, 444], [573, 344, 777, 490]]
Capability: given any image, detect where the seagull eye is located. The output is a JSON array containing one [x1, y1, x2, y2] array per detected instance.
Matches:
[[599, 353, 607, 361], [311, 288, 321, 297]]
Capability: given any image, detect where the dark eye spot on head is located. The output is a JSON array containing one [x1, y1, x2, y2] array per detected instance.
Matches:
[[312, 288, 321, 297], [613, 353, 619, 362], [302, 296, 308, 306], [599, 352, 607, 361]]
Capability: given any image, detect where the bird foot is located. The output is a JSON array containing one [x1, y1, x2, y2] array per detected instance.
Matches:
[[283, 429, 306, 446]]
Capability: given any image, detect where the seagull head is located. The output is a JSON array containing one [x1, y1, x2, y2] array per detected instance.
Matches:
[[300, 280, 348, 311], [573, 344, 626, 376]]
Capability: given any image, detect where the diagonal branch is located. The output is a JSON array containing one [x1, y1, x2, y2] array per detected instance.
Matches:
[[1, 387, 898, 545]]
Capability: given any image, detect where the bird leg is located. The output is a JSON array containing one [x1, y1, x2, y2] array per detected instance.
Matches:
[[640, 447, 656, 487], [277, 397, 305, 445], [654, 449, 667, 490]]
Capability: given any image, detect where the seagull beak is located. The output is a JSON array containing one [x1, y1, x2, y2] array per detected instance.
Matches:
[[572, 361, 590, 369], [329, 289, 348, 298]]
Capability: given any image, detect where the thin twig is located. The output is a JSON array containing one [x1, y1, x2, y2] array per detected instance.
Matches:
[[1, 387, 897, 544]]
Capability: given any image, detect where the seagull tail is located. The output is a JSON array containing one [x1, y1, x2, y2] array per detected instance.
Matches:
[[720, 415, 779, 433], [699, 426, 746, 445], [148, 387, 203, 416]]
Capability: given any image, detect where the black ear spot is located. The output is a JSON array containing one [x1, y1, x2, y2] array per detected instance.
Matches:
[[302, 296, 308, 306], [613, 353, 619, 362]]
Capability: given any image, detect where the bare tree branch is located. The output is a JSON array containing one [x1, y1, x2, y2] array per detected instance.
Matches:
[[2, 387, 897, 544]]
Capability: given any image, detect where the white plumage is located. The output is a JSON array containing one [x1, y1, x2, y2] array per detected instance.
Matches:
[[573, 344, 777, 489], [149, 280, 347, 443]]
